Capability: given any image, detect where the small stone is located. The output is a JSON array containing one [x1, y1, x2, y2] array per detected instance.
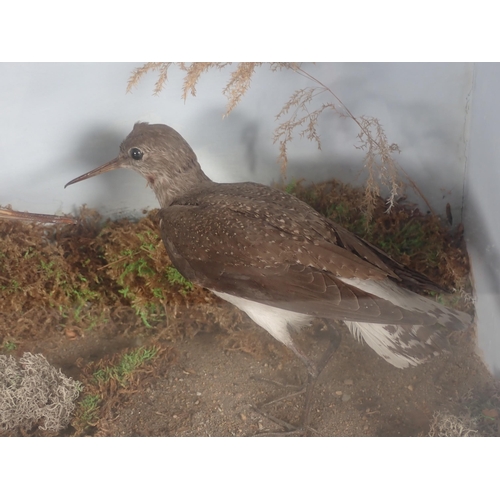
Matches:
[[407, 385, 414, 391], [258, 421, 264, 430], [344, 379, 353, 386], [482, 408, 499, 419], [240, 413, 247, 422], [65, 329, 77, 339], [335, 391, 343, 396], [342, 394, 351, 402]]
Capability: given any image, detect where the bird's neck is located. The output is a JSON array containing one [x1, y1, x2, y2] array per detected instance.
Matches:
[[148, 160, 215, 208]]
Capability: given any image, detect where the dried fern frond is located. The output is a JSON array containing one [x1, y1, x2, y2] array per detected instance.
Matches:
[[355, 116, 403, 218], [127, 62, 173, 95], [287, 66, 417, 216], [128, 62, 295, 113], [273, 86, 332, 176], [178, 62, 231, 101], [222, 62, 262, 116]]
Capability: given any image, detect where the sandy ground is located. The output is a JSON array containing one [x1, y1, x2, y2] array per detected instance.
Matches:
[[13, 299, 498, 438]]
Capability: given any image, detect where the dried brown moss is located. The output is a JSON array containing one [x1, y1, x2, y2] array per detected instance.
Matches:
[[71, 343, 176, 436], [0, 206, 241, 352]]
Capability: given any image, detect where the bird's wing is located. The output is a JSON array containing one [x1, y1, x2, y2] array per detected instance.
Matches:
[[158, 185, 465, 327], [326, 221, 448, 293]]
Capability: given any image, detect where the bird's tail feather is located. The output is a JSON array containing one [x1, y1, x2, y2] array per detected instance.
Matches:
[[345, 321, 451, 369]]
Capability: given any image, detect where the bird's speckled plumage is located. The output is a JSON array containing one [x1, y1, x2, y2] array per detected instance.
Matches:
[[66, 122, 472, 369]]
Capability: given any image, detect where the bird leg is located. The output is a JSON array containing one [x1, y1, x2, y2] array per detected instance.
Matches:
[[292, 323, 342, 430], [253, 321, 341, 434]]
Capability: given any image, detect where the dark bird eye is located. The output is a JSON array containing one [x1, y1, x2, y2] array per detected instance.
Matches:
[[130, 148, 143, 160]]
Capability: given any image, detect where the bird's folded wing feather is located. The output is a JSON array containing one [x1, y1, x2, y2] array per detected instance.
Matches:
[[158, 185, 464, 326]]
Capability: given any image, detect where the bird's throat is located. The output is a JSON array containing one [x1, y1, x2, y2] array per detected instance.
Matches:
[[149, 167, 214, 208]]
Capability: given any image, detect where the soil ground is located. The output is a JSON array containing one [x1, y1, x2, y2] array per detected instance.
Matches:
[[11, 301, 499, 437]]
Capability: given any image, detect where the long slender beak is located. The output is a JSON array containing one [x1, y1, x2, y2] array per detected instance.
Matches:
[[64, 157, 121, 188]]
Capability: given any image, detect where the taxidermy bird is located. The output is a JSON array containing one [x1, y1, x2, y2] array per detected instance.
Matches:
[[65, 122, 472, 431]]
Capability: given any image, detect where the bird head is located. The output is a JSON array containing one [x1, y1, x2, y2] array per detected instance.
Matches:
[[65, 122, 209, 206]]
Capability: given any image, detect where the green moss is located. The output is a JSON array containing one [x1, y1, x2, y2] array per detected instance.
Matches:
[[1, 340, 17, 352], [92, 346, 159, 387], [166, 266, 193, 295], [77, 394, 101, 428]]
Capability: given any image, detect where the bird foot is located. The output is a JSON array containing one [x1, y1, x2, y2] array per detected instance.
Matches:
[[248, 374, 316, 434], [249, 405, 318, 436], [250, 375, 306, 406]]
